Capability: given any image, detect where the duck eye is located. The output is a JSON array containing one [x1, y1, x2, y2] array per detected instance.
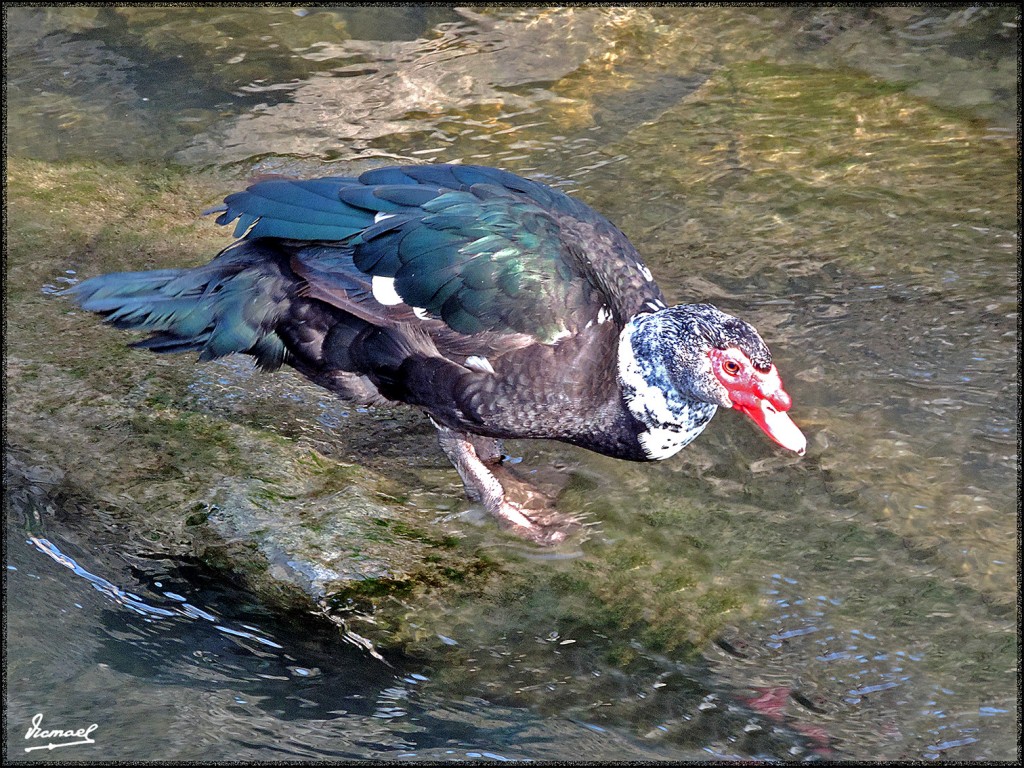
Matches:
[[723, 359, 741, 376]]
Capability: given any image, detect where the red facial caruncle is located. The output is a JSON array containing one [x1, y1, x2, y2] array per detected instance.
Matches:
[[709, 347, 806, 455]]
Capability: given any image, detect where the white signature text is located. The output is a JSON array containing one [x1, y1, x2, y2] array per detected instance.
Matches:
[[24, 712, 98, 752]]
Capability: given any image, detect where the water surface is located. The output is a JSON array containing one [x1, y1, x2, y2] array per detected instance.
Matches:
[[5, 6, 1018, 762]]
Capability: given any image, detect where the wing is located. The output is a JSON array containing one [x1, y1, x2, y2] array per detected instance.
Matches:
[[212, 164, 666, 344]]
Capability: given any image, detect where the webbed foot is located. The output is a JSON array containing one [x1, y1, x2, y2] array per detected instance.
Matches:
[[434, 423, 579, 545]]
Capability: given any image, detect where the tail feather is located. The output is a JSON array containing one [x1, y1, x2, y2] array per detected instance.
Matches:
[[70, 254, 292, 370]]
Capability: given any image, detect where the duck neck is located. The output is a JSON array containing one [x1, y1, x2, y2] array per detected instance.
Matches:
[[616, 312, 717, 460]]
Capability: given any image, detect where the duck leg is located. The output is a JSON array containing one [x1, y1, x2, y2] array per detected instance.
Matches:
[[433, 423, 570, 545]]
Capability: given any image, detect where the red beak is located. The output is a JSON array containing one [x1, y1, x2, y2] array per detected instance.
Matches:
[[735, 395, 807, 455]]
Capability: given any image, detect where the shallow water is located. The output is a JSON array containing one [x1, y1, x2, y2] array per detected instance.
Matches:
[[5, 6, 1018, 762]]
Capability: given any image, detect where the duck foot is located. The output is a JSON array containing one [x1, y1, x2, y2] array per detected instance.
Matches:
[[434, 424, 577, 545]]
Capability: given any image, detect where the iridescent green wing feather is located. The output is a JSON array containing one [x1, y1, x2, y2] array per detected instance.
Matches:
[[214, 164, 664, 342]]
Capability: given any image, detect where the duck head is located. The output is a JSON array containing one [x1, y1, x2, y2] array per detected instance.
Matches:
[[617, 303, 806, 460]]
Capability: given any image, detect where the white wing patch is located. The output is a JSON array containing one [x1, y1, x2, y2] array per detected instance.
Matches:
[[547, 327, 573, 344], [371, 275, 404, 306], [374, 212, 396, 223], [465, 355, 495, 374]]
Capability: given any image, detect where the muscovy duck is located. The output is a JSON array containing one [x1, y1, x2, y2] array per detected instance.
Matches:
[[71, 164, 805, 543]]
